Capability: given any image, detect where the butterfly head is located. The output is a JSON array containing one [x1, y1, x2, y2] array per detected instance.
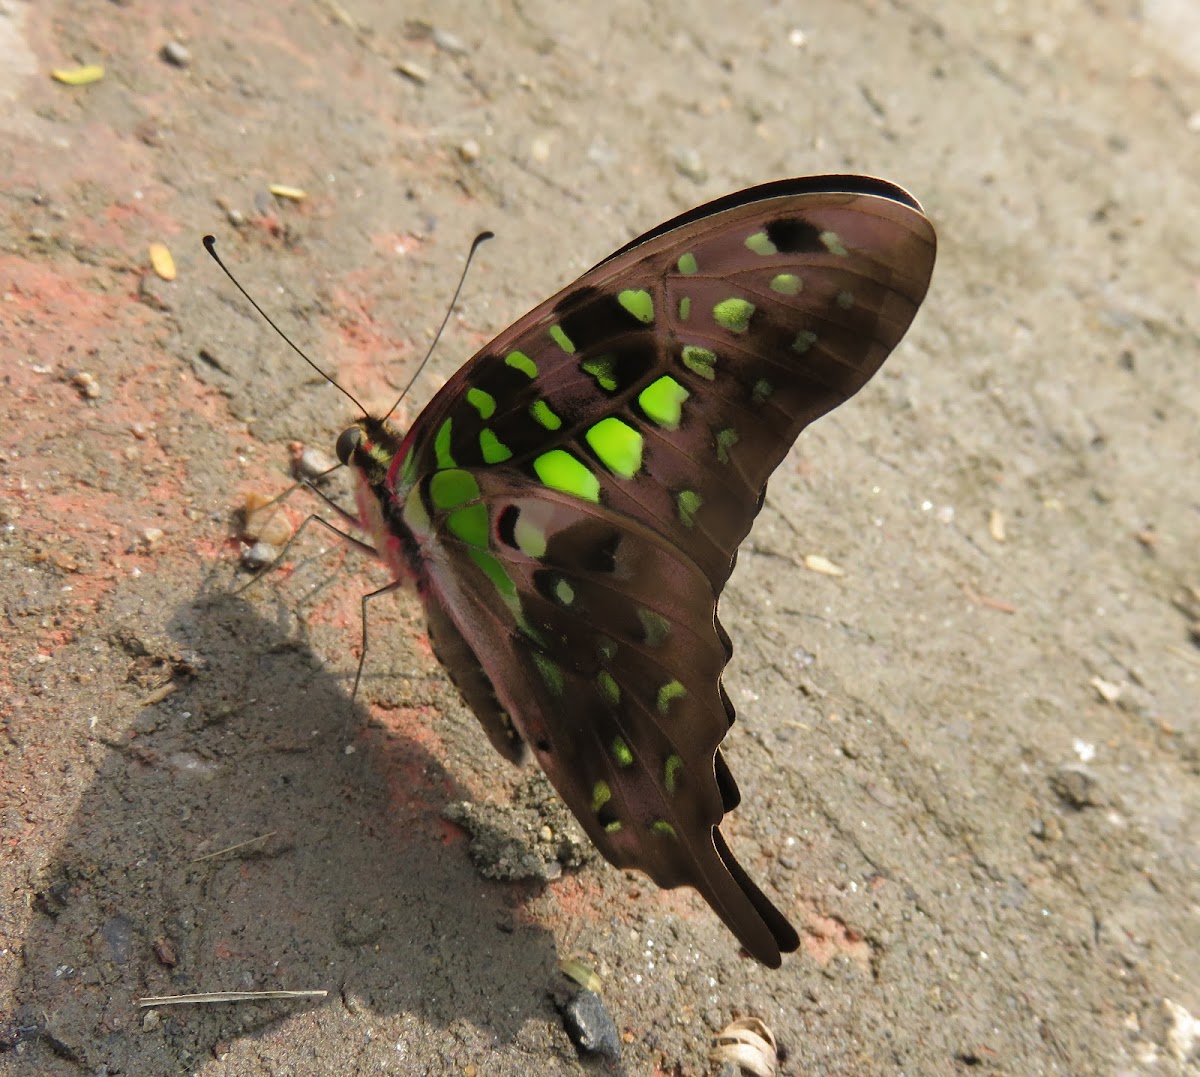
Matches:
[[335, 416, 404, 488]]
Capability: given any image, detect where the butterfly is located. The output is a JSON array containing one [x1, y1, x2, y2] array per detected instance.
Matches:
[[326, 175, 934, 967]]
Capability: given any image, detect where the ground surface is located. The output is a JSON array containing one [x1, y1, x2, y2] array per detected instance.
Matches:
[[1, 1, 1198, 1074]]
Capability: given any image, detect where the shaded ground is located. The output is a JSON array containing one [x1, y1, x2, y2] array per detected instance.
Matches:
[[2, 0, 1198, 1073]]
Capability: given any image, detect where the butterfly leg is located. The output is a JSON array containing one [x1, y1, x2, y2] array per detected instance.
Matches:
[[349, 579, 407, 706], [298, 477, 366, 532], [234, 512, 377, 597]]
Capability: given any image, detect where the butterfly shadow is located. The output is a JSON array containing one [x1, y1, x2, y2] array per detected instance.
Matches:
[[11, 580, 569, 1074]]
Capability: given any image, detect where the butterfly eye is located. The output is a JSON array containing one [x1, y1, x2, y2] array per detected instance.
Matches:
[[335, 426, 363, 465]]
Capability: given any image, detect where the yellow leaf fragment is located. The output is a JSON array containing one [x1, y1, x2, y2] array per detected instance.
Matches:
[[559, 958, 601, 994], [52, 64, 105, 85], [268, 184, 307, 202], [988, 508, 1006, 542], [804, 553, 845, 578], [148, 243, 176, 281]]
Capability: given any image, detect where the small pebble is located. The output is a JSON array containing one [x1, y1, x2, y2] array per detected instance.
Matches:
[[458, 138, 481, 164], [242, 541, 281, 571], [432, 28, 468, 55], [153, 937, 178, 966], [1050, 764, 1103, 809], [560, 990, 621, 1061], [140, 527, 164, 549], [160, 41, 191, 68], [672, 146, 707, 183], [294, 445, 337, 481], [243, 495, 291, 546], [71, 371, 101, 399]]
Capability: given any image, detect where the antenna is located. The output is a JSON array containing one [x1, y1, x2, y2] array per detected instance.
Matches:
[[382, 230, 494, 421], [203, 235, 369, 416]]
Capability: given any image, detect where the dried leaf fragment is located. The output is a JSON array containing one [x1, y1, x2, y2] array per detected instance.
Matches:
[[268, 184, 307, 202], [52, 64, 105, 85], [711, 1016, 779, 1077], [988, 508, 1006, 542]]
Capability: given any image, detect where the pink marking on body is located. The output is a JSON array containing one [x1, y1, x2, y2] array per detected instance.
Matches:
[[351, 470, 417, 587]]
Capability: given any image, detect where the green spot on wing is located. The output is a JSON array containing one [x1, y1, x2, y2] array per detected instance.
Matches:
[[429, 468, 481, 509], [611, 736, 633, 767], [514, 515, 547, 558], [770, 273, 801, 295], [591, 780, 611, 812], [637, 608, 670, 647], [479, 428, 513, 464], [553, 578, 575, 605], [597, 671, 620, 706], [836, 289, 855, 309], [434, 419, 455, 469], [664, 754, 683, 794], [752, 379, 773, 405], [518, 617, 547, 647], [656, 680, 686, 715], [677, 252, 698, 275], [466, 387, 496, 419], [585, 416, 643, 479], [713, 297, 755, 333], [447, 504, 489, 548], [744, 231, 778, 256], [581, 355, 618, 392], [617, 288, 654, 324], [678, 296, 691, 321], [399, 446, 417, 486], [792, 329, 818, 354], [529, 399, 562, 430], [604, 820, 622, 834], [680, 345, 716, 380], [820, 230, 848, 256], [597, 636, 617, 662], [548, 324, 576, 353], [532, 651, 565, 696], [533, 450, 600, 502], [468, 547, 516, 597], [651, 820, 676, 838], [638, 375, 689, 430], [715, 427, 738, 464], [676, 489, 702, 528], [505, 350, 538, 378]]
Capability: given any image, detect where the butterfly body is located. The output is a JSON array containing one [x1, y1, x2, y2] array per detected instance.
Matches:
[[335, 176, 936, 966]]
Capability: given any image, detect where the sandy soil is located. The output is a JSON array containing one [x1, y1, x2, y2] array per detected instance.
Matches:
[[2, 1, 1198, 1073]]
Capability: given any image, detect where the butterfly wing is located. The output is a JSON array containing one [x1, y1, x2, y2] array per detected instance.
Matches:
[[375, 176, 936, 965]]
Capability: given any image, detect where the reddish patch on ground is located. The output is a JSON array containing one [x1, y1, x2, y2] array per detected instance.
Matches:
[[802, 911, 873, 970], [545, 873, 611, 924], [323, 280, 415, 407], [436, 817, 467, 846], [368, 232, 424, 259]]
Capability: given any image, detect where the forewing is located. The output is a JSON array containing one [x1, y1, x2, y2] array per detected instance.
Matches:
[[398, 176, 936, 588]]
